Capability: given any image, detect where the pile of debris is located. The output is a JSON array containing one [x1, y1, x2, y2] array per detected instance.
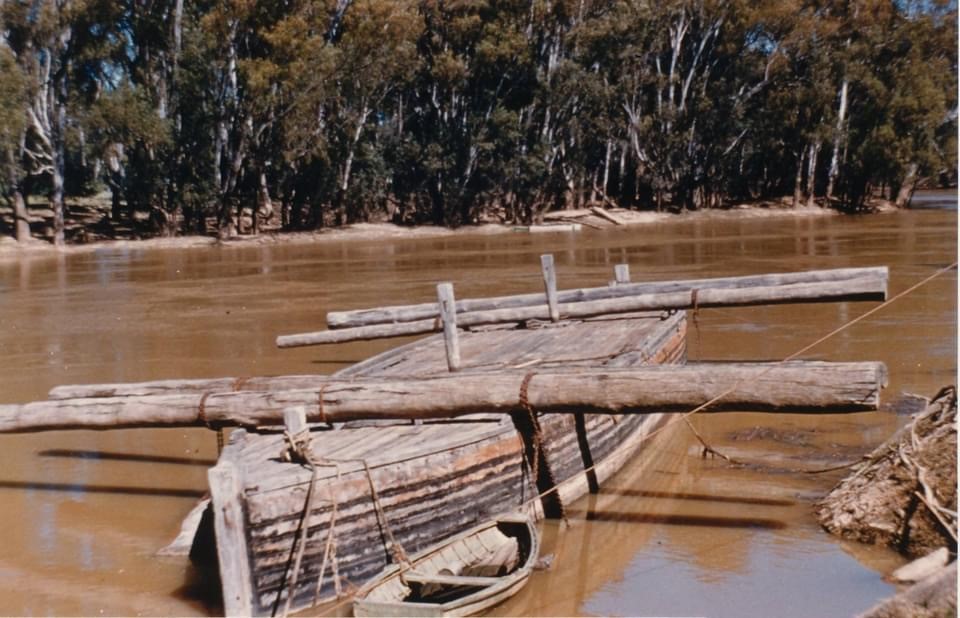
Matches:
[[816, 386, 957, 617]]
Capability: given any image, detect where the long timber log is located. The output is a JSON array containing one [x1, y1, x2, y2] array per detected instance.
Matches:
[[325, 266, 889, 329], [48, 375, 327, 400], [278, 275, 886, 347], [0, 361, 886, 433]]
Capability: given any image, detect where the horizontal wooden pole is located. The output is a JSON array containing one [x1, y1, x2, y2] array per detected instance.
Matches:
[[0, 362, 886, 433], [278, 275, 886, 347], [326, 266, 889, 329], [48, 375, 328, 400]]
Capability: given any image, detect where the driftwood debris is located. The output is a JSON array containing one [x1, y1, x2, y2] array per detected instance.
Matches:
[[859, 562, 957, 618], [324, 266, 888, 330], [589, 206, 626, 226], [816, 386, 957, 558], [281, 276, 887, 347], [0, 362, 885, 433]]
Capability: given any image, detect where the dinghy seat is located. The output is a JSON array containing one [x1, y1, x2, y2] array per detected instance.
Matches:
[[404, 572, 501, 588]]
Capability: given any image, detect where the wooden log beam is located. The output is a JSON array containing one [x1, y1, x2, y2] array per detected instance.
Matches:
[[48, 375, 329, 400], [325, 266, 888, 330], [279, 275, 886, 347], [0, 362, 886, 433]]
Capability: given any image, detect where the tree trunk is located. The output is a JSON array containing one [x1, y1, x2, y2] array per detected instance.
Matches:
[[895, 163, 919, 208], [805, 140, 820, 208], [793, 148, 805, 208], [12, 187, 30, 242], [50, 60, 69, 247], [825, 79, 848, 201], [0, 362, 887, 433], [51, 150, 66, 246]]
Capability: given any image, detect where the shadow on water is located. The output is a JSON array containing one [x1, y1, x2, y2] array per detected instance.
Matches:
[[171, 564, 224, 615], [600, 487, 795, 507], [310, 359, 364, 365], [567, 509, 788, 530], [38, 449, 217, 467], [0, 480, 206, 499]]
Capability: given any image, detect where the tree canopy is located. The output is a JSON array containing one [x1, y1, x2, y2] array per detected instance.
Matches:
[[1, 0, 956, 242]]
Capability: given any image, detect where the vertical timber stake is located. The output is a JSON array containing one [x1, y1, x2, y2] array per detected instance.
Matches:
[[540, 254, 560, 322], [208, 458, 254, 617], [614, 263, 631, 285], [437, 282, 461, 372], [284, 406, 308, 437]]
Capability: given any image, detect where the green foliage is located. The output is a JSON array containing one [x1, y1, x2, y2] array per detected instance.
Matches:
[[0, 0, 955, 240], [0, 45, 26, 196]]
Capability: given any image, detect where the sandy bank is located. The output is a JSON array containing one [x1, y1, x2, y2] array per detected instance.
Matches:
[[0, 198, 893, 263]]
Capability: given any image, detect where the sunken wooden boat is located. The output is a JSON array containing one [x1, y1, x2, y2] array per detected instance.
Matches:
[[206, 310, 688, 616], [189, 262, 889, 616], [353, 511, 539, 617]]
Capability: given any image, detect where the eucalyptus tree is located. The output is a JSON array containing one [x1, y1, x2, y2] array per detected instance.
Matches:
[[0, 43, 29, 241]]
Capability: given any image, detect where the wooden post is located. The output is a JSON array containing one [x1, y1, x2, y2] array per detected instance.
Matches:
[[541, 254, 560, 322], [208, 457, 254, 617], [437, 282, 461, 372], [613, 263, 631, 285], [284, 406, 308, 435]]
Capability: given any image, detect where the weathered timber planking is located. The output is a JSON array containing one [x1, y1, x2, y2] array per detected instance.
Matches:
[[0, 361, 886, 433], [51, 315, 670, 400], [325, 266, 888, 329], [243, 412, 653, 610], [336, 313, 672, 377], [244, 436, 534, 612], [282, 275, 886, 347]]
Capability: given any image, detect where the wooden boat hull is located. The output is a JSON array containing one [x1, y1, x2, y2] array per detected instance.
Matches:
[[206, 311, 687, 616], [353, 513, 540, 617]]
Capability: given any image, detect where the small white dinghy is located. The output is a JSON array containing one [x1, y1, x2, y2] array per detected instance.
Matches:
[[353, 512, 539, 617]]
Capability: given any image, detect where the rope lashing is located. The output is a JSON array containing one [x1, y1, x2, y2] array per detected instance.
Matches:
[[518, 372, 541, 481], [275, 425, 322, 617], [361, 458, 410, 567], [197, 391, 225, 455], [512, 372, 565, 519], [317, 384, 331, 426]]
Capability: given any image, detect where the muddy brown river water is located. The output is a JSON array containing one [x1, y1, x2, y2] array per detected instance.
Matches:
[[0, 195, 955, 616]]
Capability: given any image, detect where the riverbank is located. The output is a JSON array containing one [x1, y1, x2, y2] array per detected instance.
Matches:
[[0, 195, 897, 262]]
